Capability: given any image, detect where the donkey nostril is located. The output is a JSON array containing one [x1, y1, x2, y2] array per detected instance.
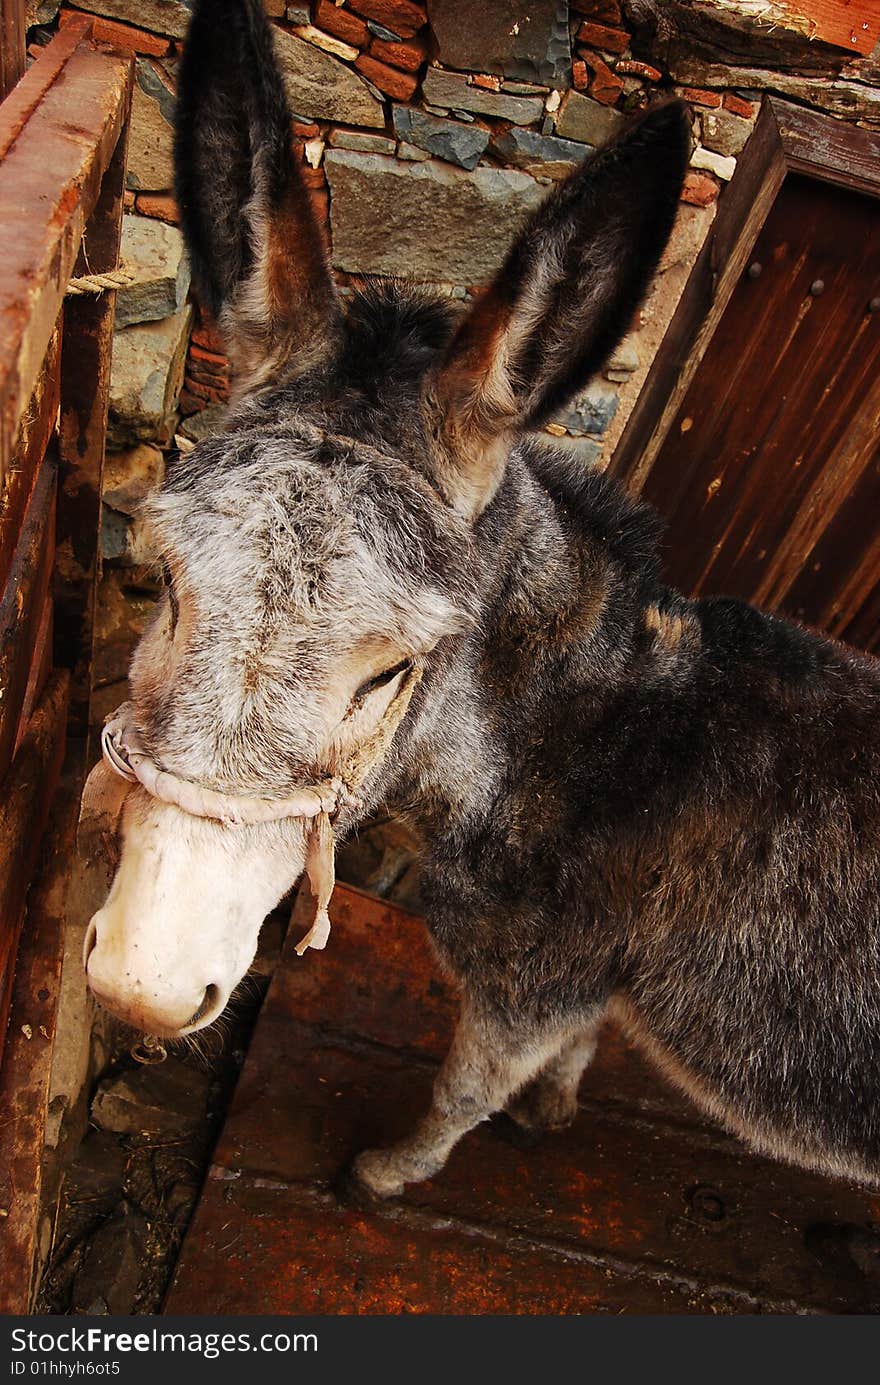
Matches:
[[82, 920, 98, 969], [185, 983, 223, 1031]]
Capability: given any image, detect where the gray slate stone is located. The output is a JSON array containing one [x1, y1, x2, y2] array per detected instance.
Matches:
[[700, 108, 753, 158], [103, 443, 165, 515], [326, 150, 545, 284], [491, 127, 587, 179], [329, 129, 397, 155], [71, 1206, 148, 1316], [79, 0, 191, 38], [397, 141, 432, 162], [393, 106, 489, 170], [428, 0, 570, 87], [126, 61, 175, 192], [108, 304, 193, 448], [91, 1057, 211, 1137], [556, 90, 622, 145], [553, 382, 619, 436], [423, 68, 545, 124], [273, 28, 385, 127], [116, 215, 190, 328]]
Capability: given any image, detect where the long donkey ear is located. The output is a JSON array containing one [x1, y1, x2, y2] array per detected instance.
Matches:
[[426, 101, 691, 519], [175, 0, 341, 391]]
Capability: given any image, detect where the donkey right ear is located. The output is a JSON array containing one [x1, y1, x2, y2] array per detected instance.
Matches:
[[426, 101, 691, 520], [175, 0, 341, 392]]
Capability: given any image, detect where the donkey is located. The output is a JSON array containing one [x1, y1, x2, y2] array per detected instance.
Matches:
[[82, 0, 880, 1201]]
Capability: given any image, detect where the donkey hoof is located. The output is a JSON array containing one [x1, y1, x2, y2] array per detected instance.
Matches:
[[334, 1164, 388, 1210], [492, 1111, 546, 1151], [341, 1150, 405, 1202]]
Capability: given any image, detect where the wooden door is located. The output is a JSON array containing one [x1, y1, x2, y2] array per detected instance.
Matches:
[[639, 172, 880, 651]]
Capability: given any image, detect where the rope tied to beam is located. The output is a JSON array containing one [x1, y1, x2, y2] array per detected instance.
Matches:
[[65, 268, 136, 296]]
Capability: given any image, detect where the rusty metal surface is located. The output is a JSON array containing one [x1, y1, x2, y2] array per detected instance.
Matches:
[[0, 723, 80, 1314], [167, 883, 880, 1314], [0, 23, 132, 486]]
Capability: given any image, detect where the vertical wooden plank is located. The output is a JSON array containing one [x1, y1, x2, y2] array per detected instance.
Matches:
[[55, 121, 128, 734], [0, 0, 26, 102], [0, 677, 75, 1314], [0, 321, 61, 593], [0, 669, 69, 1066], [0, 453, 56, 781]]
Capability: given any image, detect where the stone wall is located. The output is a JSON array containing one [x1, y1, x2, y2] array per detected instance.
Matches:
[[20, 0, 880, 713]]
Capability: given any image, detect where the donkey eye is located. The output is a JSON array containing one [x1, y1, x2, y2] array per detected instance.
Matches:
[[353, 659, 412, 703]]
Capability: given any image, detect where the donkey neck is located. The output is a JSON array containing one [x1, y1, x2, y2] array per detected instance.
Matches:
[[382, 442, 666, 837]]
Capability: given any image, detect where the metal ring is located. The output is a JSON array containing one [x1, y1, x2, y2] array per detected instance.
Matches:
[[101, 725, 138, 782]]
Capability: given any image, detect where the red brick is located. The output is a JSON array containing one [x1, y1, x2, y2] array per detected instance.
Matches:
[[723, 92, 756, 118], [59, 6, 169, 55], [576, 20, 629, 53], [183, 375, 230, 404], [191, 321, 226, 356], [189, 344, 228, 369], [135, 193, 179, 224], [123, 189, 136, 209], [354, 52, 418, 99], [570, 0, 621, 21], [292, 119, 321, 139], [314, 0, 369, 46], [178, 391, 205, 416], [572, 58, 589, 91], [681, 171, 719, 206], [469, 72, 502, 91], [616, 58, 662, 81], [581, 50, 624, 105], [680, 85, 722, 108], [347, 0, 427, 39], [369, 33, 428, 70]]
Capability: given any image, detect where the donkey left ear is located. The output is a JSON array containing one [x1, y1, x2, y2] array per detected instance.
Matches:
[[426, 101, 691, 519], [175, 0, 342, 391]]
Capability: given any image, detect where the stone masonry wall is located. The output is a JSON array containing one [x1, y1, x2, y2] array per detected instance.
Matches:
[[20, 0, 880, 719]]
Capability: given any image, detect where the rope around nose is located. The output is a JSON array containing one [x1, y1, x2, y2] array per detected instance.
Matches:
[[98, 662, 422, 956]]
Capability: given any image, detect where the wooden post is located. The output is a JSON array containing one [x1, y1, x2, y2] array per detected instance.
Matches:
[[56, 125, 129, 735], [0, 0, 26, 102]]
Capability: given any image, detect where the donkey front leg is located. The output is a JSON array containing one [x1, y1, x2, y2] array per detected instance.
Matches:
[[351, 1000, 578, 1199]]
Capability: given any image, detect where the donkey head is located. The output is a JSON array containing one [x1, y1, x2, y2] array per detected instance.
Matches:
[[82, 0, 689, 1037]]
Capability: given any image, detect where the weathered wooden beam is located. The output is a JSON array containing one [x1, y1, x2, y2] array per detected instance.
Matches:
[[0, 690, 77, 1315], [0, 22, 132, 488], [0, 320, 61, 594], [627, 0, 880, 74], [0, 0, 26, 102], [707, 0, 880, 55], [56, 119, 129, 734], [0, 453, 56, 783], [0, 670, 69, 1068]]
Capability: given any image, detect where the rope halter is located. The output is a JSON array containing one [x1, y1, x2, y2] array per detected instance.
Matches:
[[98, 661, 422, 955]]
